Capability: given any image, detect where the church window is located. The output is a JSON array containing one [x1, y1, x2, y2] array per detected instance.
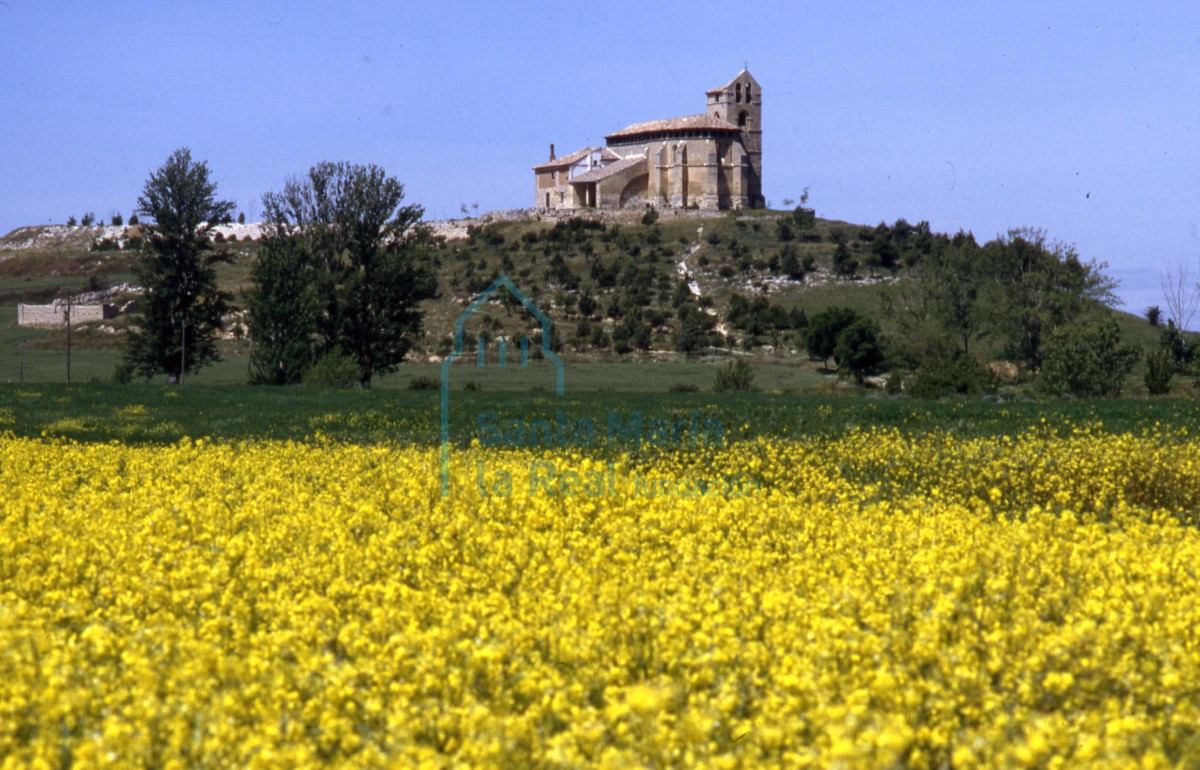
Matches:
[[738, 111, 748, 128], [735, 83, 742, 103], [745, 82, 752, 102]]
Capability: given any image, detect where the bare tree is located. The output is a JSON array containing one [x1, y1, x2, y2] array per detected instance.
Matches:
[[1161, 260, 1200, 332]]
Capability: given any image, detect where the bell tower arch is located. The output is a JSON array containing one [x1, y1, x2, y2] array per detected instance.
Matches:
[[706, 68, 762, 207]]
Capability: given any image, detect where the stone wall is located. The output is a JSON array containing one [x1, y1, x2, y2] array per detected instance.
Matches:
[[17, 303, 114, 327]]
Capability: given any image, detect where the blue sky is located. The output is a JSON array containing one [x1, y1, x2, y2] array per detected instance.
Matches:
[[2, 1, 1197, 314]]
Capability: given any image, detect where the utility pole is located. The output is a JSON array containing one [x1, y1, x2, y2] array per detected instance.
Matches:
[[65, 293, 72, 384], [180, 316, 187, 385]]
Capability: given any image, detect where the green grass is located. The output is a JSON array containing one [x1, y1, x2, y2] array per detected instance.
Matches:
[[3, 383, 1200, 446]]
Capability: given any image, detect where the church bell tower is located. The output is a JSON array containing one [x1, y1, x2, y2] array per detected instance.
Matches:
[[706, 68, 762, 207]]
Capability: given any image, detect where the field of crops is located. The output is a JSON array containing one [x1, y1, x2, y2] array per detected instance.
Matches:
[[3, 420, 1200, 768]]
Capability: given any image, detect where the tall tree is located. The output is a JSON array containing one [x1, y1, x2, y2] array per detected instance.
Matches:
[[918, 233, 986, 356], [118, 148, 233, 382], [1160, 260, 1199, 333], [256, 162, 436, 386], [982, 228, 1117, 369], [245, 235, 317, 384]]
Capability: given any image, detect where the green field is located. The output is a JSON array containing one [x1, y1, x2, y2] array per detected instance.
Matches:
[[4, 383, 1200, 446]]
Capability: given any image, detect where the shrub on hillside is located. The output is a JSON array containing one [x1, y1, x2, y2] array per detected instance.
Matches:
[[804, 307, 860, 369], [713, 359, 755, 392], [791, 205, 816, 230], [832, 242, 857, 276], [1145, 348, 1174, 396], [833, 317, 885, 385], [1037, 320, 1140, 398], [908, 352, 997, 398]]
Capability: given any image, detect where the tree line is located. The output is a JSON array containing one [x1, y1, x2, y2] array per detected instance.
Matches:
[[117, 149, 434, 387], [116, 148, 1164, 396]]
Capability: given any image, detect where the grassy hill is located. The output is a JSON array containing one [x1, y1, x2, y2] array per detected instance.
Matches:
[[0, 210, 1168, 393]]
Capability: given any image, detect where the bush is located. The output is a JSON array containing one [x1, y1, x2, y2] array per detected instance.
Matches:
[[714, 359, 755, 392], [804, 306, 860, 368], [81, 212, 96, 226], [640, 207, 659, 226], [83, 272, 109, 293], [303, 351, 361, 389], [67, 215, 78, 227], [674, 311, 706, 356], [832, 242, 857, 276], [669, 383, 700, 393], [779, 245, 805, 281], [833, 317, 885, 385], [1145, 348, 1174, 396], [128, 214, 140, 226], [111, 212, 124, 227], [792, 205, 816, 230], [408, 375, 439, 390], [1037, 320, 1140, 397], [908, 353, 997, 398]]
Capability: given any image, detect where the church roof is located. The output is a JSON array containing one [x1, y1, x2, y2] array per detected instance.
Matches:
[[605, 114, 740, 141], [707, 68, 758, 94], [532, 146, 600, 171], [569, 155, 646, 184]]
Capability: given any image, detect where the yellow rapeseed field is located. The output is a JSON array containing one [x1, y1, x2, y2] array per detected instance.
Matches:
[[2, 427, 1200, 768]]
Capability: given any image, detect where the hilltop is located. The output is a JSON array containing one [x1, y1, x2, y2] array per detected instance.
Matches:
[[0, 208, 1163, 391]]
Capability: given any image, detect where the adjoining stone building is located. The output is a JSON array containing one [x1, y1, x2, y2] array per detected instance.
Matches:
[[533, 69, 762, 212]]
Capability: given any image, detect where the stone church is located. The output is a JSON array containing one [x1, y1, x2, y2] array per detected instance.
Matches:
[[533, 69, 762, 211]]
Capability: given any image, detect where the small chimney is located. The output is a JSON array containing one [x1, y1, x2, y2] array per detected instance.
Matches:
[[549, 143, 556, 161]]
